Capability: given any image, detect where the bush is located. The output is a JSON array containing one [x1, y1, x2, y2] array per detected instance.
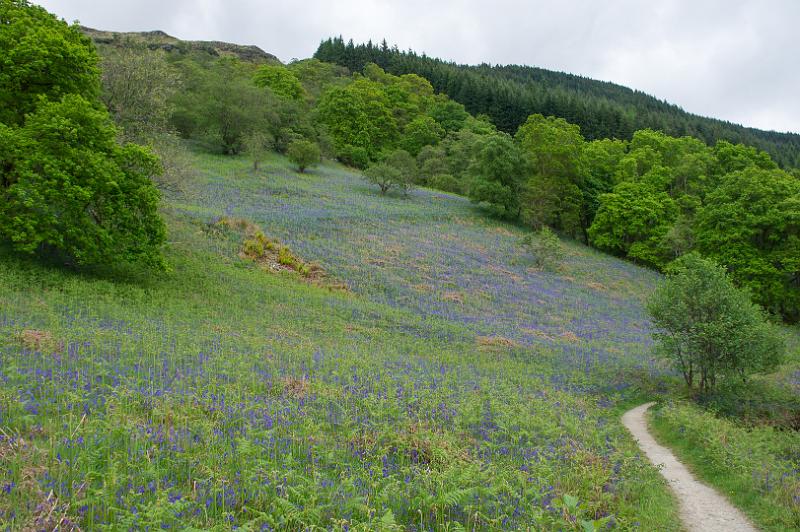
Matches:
[[520, 226, 564, 271], [647, 253, 784, 393], [337, 144, 370, 169], [428, 174, 461, 194], [286, 139, 321, 173]]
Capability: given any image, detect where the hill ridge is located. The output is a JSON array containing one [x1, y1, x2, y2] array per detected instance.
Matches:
[[315, 37, 800, 167], [80, 26, 280, 63]]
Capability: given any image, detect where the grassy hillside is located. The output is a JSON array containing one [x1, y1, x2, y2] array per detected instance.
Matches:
[[0, 151, 683, 529]]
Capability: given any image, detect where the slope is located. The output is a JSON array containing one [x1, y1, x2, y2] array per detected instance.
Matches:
[[0, 150, 680, 529]]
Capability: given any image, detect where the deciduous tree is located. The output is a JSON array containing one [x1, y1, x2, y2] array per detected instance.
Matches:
[[647, 253, 784, 392], [286, 139, 321, 173]]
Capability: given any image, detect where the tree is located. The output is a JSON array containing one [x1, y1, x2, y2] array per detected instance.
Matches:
[[253, 64, 305, 101], [647, 253, 784, 393], [287, 58, 349, 101], [694, 167, 800, 320], [520, 226, 564, 271], [0, 1, 166, 270], [0, 95, 167, 269], [515, 114, 586, 238], [315, 80, 398, 163], [442, 129, 486, 179], [378, 149, 416, 196], [428, 99, 469, 134], [383, 149, 417, 179], [416, 145, 449, 184], [588, 181, 677, 268], [0, 0, 100, 126], [363, 163, 402, 195], [516, 114, 584, 179], [363, 151, 415, 197], [467, 133, 526, 218], [581, 138, 628, 224], [315, 38, 800, 168], [242, 131, 273, 171], [286, 139, 321, 173], [712, 140, 777, 176], [99, 44, 179, 141], [427, 174, 461, 194], [400, 115, 444, 156], [171, 58, 278, 154]]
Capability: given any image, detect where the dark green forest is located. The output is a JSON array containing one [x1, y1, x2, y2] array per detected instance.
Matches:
[[314, 37, 800, 168]]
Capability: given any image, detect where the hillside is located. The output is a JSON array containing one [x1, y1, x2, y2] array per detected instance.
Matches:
[[314, 38, 800, 168], [3, 5, 799, 529], [81, 26, 280, 63], [0, 151, 685, 529]]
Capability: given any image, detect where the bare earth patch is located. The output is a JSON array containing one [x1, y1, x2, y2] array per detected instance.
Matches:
[[17, 329, 62, 353], [476, 336, 518, 349]]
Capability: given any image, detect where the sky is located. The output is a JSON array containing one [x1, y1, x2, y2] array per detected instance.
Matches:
[[35, 0, 800, 134]]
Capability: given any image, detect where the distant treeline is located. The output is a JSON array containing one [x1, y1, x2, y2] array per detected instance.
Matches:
[[314, 37, 800, 168], [63, 28, 800, 322]]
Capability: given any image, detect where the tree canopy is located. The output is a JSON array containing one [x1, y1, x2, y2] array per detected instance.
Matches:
[[0, 0, 100, 126], [253, 64, 305, 101], [315, 37, 800, 168], [0, 0, 166, 270], [647, 253, 784, 393]]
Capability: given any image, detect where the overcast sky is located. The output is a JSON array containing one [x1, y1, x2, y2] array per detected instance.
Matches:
[[35, 0, 800, 133]]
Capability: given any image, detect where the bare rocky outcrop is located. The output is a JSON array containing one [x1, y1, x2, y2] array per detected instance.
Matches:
[[81, 26, 280, 63]]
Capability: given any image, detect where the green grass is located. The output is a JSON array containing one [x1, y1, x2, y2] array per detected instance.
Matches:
[[649, 401, 800, 531], [0, 150, 702, 530]]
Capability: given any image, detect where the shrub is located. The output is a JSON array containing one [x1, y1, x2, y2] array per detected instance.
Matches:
[[286, 139, 321, 173], [647, 253, 785, 393], [242, 238, 265, 258], [428, 174, 461, 194], [520, 226, 564, 271], [337, 145, 370, 169]]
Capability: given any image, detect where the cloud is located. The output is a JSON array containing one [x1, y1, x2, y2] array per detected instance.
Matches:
[[34, 0, 800, 133]]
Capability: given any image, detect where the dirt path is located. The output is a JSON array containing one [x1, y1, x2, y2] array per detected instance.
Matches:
[[622, 402, 758, 532]]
